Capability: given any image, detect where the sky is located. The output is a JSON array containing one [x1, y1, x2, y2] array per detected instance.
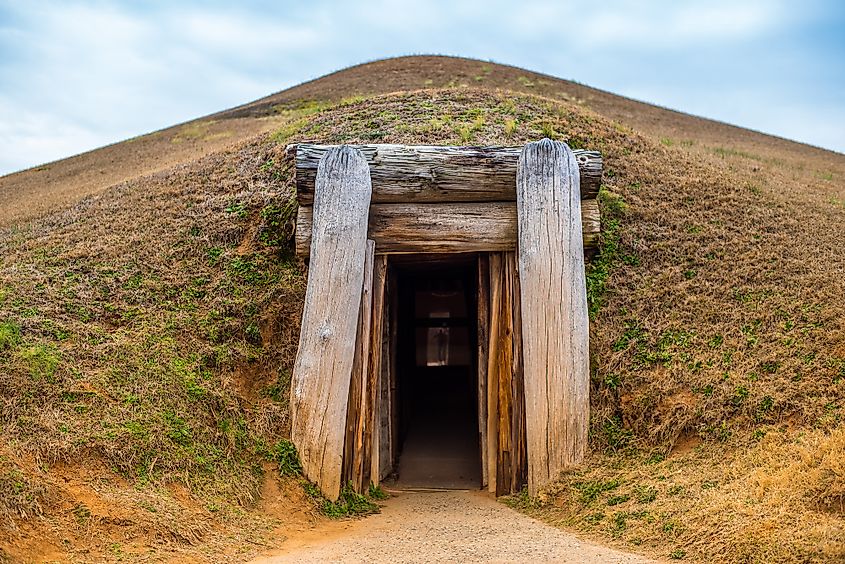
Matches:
[[0, 0, 843, 175]]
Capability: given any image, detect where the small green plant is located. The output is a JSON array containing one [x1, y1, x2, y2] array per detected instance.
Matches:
[[308, 481, 380, 518], [613, 320, 646, 351], [259, 158, 285, 181], [267, 440, 302, 476], [603, 372, 621, 390], [456, 114, 485, 143], [0, 321, 21, 349], [584, 512, 605, 524], [265, 370, 291, 404], [259, 198, 297, 248], [634, 484, 658, 503], [271, 117, 309, 143], [586, 189, 626, 319], [243, 323, 260, 344], [610, 511, 628, 537], [504, 118, 517, 137], [502, 486, 537, 510], [574, 478, 620, 504], [19, 344, 60, 381], [207, 247, 223, 264], [670, 549, 687, 559], [601, 415, 633, 451], [708, 334, 724, 348], [368, 482, 389, 500], [731, 385, 749, 406], [228, 255, 268, 285], [163, 411, 192, 445], [667, 485, 685, 496], [225, 201, 248, 218], [606, 494, 630, 506]]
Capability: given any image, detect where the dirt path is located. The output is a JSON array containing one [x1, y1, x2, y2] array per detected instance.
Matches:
[[253, 490, 655, 563]]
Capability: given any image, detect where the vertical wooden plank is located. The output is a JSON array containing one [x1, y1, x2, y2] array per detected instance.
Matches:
[[290, 146, 372, 501], [477, 254, 490, 489], [388, 269, 400, 474], [346, 240, 375, 492], [496, 256, 515, 495], [377, 269, 394, 481], [369, 255, 388, 487], [508, 253, 527, 493], [517, 139, 590, 496], [486, 252, 528, 496], [486, 254, 501, 494]]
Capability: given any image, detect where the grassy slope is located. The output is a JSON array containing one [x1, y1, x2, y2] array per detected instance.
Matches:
[[0, 56, 844, 562]]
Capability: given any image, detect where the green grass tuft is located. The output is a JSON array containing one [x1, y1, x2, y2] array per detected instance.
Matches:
[[0, 320, 21, 350], [266, 440, 302, 477], [585, 187, 630, 319], [304, 481, 381, 519]]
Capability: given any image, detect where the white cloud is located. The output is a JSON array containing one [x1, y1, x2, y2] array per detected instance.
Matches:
[[0, 0, 840, 175], [0, 99, 108, 172], [508, 0, 788, 49], [178, 11, 321, 54]]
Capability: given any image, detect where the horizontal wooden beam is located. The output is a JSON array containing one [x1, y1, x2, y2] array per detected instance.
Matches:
[[290, 144, 602, 205], [296, 200, 599, 257]]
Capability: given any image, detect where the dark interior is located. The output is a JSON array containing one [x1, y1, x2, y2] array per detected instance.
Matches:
[[392, 254, 481, 489]]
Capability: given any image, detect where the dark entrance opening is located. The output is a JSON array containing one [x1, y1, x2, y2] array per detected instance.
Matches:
[[392, 254, 481, 489]]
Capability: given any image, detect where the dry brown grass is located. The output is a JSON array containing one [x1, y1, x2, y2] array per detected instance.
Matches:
[[0, 136, 310, 559], [512, 428, 845, 562], [0, 67, 843, 561]]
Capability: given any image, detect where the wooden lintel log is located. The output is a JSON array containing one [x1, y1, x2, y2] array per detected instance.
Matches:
[[517, 139, 589, 497], [290, 146, 372, 501], [296, 200, 599, 257], [291, 144, 602, 204]]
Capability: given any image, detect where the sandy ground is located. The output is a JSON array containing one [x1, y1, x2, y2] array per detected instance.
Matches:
[[253, 490, 655, 563]]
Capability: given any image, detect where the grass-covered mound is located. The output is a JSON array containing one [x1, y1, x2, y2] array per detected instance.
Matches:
[[1, 87, 843, 561]]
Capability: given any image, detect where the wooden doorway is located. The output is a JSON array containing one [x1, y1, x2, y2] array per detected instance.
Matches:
[[390, 254, 481, 489], [291, 141, 593, 500]]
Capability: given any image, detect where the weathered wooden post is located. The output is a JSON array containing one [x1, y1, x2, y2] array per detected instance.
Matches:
[[516, 138, 589, 496], [290, 146, 373, 500]]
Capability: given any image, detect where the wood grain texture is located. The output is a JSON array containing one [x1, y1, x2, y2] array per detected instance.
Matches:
[[291, 144, 602, 204], [344, 240, 375, 492], [477, 254, 490, 490], [296, 200, 599, 257], [487, 252, 527, 495], [485, 254, 501, 494], [289, 146, 372, 501], [517, 139, 590, 496], [509, 258, 527, 495], [368, 255, 388, 486], [386, 271, 400, 478]]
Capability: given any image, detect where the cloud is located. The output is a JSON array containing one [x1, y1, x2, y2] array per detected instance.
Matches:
[[178, 10, 321, 55], [0, 0, 841, 175], [0, 97, 106, 174], [508, 0, 789, 49]]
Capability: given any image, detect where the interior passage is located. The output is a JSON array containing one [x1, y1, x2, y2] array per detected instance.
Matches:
[[393, 256, 481, 490]]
